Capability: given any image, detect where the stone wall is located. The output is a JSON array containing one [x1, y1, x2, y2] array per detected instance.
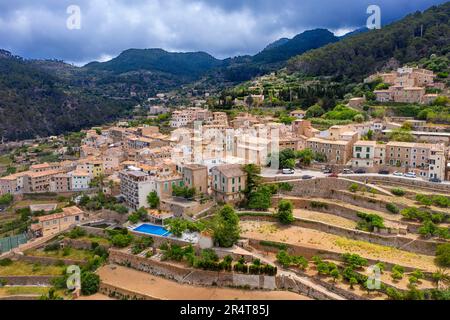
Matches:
[[99, 283, 156, 300], [12, 252, 86, 266], [63, 238, 110, 251], [0, 275, 55, 286], [275, 274, 335, 300], [108, 249, 275, 290], [349, 176, 450, 193]]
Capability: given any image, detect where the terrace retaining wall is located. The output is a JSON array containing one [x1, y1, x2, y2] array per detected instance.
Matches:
[[12, 252, 86, 266], [0, 275, 55, 286], [108, 249, 275, 290]]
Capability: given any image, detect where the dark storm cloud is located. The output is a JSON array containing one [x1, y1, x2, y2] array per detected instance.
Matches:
[[0, 0, 446, 65]]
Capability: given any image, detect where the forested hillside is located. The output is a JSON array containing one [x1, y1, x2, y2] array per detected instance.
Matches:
[[288, 3, 450, 81], [0, 52, 134, 141]]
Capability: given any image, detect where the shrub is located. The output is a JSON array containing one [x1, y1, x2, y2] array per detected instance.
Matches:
[[386, 287, 404, 300], [44, 243, 60, 252], [0, 193, 13, 205], [356, 212, 385, 232], [386, 203, 400, 214], [391, 188, 406, 197], [278, 182, 293, 192], [342, 253, 368, 269], [391, 265, 405, 281], [259, 241, 288, 251], [0, 258, 13, 267], [436, 244, 450, 267], [276, 250, 292, 268], [80, 272, 100, 296], [110, 234, 133, 248], [277, 200, 295, 225], [349, 183, 359, 193], [67, 227, 87, 239]]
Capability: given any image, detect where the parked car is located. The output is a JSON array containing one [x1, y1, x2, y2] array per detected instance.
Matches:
[[323, 169, 332, 174], [429, 177, 442, 183], [282, 168, 295, 175], [378, 170, 390, 175], [328, 173, 339, 178], [404, 172, 417, 178], [302, 175, 314, 180], [355, 169, 367, 174], [342, 169, 354, 174], [393, 171, 404, 177]]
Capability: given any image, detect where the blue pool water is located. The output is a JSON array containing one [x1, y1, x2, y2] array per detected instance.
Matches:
[[133, 224, 171, 237]]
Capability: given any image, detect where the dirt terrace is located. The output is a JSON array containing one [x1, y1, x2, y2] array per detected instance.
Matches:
[[97, 265, 310, 300], [240, 221, 437, 272]]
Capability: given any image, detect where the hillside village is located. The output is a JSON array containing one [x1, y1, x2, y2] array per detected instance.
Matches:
[[0, 1, 449, 303]]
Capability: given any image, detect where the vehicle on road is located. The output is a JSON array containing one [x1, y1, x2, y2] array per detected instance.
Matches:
[[404, 172, 417, 178], [282, 168, 295, 175], [355, 169, 367, 174], [328, 173, 339, 178], [342, 169, 354, 174], [322, 167, 332, 174], [302, 175, 314, 180], [429, 177, 442, 183], [378, 170, 390, 175], [393, 171, 404, 177]]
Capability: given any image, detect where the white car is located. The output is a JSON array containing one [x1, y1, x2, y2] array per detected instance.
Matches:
[[282, 168, 295, 175], [393, 171, 404, 177], [404, 172, 417, 178]]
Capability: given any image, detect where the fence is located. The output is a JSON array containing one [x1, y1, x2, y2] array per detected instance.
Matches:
[[0, 233, 28, 254]]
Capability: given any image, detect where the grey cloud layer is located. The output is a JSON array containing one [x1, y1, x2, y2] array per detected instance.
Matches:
[[0, 0, 446, 64]]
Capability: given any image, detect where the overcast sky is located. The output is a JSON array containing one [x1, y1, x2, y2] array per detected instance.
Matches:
[[0, 0, 446, 65]]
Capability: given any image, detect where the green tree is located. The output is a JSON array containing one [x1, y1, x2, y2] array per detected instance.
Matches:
[[147, 191, 160, 209], [296, 148, 314, 166], [81, 272, 100, 296], [212, 205, 240, 248], [436, 244, 450, 267], [305, 104, 325, 118], [0, 193, 13, 205], [277, 200, 295, 225], [243, 164, 261, 197]]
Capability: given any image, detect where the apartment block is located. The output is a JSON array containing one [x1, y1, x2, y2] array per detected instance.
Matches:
[[119, 168, 156, 210], [385, 142, 447, 180]]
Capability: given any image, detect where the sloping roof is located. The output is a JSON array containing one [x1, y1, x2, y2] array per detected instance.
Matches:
[[213, 164, 245, 178]]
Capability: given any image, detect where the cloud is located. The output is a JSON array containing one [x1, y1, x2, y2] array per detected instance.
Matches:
[[0, 0, 446, 64]]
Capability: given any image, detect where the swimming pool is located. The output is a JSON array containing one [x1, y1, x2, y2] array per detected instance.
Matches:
[[133, 224, 171, 237]]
